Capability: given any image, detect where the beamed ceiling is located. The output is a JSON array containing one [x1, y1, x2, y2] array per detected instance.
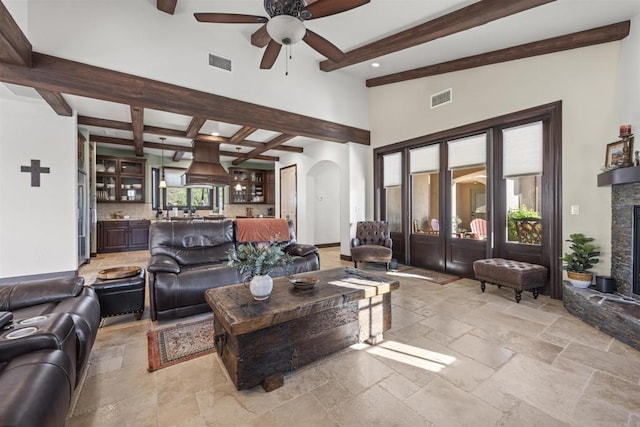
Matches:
[[0, 0, 637, 164]]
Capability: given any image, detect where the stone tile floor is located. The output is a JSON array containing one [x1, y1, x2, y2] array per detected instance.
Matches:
[[71, 248, 640, 426]]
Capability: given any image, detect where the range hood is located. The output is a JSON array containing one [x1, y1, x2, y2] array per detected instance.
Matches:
[[181, 141, 231, 187]]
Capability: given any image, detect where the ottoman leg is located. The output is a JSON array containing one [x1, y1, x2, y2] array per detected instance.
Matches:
[[532, 288, 540, 299], [515, 290, 522, 303], [480, 280, 486, 293]]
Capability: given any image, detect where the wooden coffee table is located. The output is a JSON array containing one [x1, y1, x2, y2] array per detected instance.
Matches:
[[205, 267, 399, 392]]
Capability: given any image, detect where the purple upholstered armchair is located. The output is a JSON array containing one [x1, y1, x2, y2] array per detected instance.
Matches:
[[350, 221, 393, 270]]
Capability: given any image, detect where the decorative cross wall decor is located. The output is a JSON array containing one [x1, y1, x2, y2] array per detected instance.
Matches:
[[20, 159, 50, 187]]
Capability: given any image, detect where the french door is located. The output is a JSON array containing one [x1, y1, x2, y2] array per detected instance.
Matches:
[[375, 102, 562, 297]]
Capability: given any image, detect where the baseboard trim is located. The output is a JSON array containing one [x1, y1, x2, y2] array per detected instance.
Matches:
[[340, 254, 353, 262], [315, 242, 340, 248], [0, 270, 77, 285]]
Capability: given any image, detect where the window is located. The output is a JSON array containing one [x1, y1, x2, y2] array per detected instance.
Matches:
[[410, 145, 440, 234], [383, 152, 402, 232], [503, 122, 543, 245], [161, 167, 213, 210], [448, 134, 487, 239], [151, 167, 160, 210]]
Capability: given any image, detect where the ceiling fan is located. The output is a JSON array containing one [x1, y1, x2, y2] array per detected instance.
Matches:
[[194, 0, 370, 69]]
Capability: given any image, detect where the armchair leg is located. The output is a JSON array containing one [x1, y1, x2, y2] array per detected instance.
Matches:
[[353, 261, 358, 269], [385, 263, 390, 271]]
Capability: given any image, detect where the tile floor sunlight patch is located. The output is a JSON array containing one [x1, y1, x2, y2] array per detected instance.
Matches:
[[359, 340, 456, 373]]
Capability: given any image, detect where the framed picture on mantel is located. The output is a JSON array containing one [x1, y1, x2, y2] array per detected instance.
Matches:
[[605, 140, 627, 168]]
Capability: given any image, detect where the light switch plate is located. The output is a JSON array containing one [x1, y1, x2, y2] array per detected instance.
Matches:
[[571, 205, 580, 215]]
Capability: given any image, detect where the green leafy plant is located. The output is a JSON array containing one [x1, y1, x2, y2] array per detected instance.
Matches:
[[561, 233, 600, 273], [507, 205, 541, 241], [228, 241, 292, 278]]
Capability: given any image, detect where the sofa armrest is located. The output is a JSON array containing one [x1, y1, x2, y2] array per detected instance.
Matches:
[[351, 238, 361, 248], [148, 255, 181, 274], [285, 243, 318, 258], [0, 277, 85, 311], [0, 311, 12, 329], [384, 238, 393, 249]]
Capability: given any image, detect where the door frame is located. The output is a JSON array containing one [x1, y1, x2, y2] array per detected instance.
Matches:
[[374, 101, 563, 298], [279, 164, 297, 232]]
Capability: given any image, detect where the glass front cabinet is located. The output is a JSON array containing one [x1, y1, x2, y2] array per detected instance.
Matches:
[[96, 155, 146, 203]]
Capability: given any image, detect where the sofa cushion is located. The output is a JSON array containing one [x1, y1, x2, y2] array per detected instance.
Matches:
[[150, 220, 235, 266]]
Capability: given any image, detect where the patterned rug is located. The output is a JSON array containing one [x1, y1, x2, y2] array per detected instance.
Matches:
[[147, 316, 215, 371], [391, 266, 460, 285]]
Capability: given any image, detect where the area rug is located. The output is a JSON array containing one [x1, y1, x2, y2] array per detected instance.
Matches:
[[147, 316, 215, 372], [391, 266, 460, 285]]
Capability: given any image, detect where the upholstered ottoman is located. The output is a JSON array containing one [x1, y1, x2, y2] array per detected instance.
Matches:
[[473, 258, 547, 303], [92, 268, 145, 320]]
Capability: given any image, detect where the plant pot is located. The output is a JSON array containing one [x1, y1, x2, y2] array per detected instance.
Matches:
[[567, 271, 593, 289], [249, 275, 273, 301]]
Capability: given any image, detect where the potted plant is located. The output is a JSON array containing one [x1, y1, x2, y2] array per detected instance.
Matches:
[[228, 241, 292, 300], [561, 233, 600, 288]]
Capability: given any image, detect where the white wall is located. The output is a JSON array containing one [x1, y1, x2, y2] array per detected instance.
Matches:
[[369, 42, 624, 277], [306, 161, 340, 245], [0, 87, 77, 279], [618, 14, 640, 132]]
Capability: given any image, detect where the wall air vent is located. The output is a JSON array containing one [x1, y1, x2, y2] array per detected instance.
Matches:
[[431, 88, 452, 108], [208, 53, 232, 72]]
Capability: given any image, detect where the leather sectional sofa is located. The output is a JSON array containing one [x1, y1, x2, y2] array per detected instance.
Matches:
[[148, 219, 320, 321], [0, 276, 101, 427]]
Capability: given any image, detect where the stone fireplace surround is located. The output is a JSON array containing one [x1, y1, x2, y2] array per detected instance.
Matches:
[[563, 176, 640, 351]]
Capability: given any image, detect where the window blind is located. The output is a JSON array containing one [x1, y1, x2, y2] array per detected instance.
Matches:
[[383, 152, 402, 187], [448, 134, 486, 170], [410, 145, 439, 174], [503, 121, 543, 178]]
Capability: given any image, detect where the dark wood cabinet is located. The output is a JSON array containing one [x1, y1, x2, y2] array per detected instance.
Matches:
[[97, 220, 150, 253], [129, 220, 150, 250], [96, 155, 146, 203], [229, 168, 275, 204]]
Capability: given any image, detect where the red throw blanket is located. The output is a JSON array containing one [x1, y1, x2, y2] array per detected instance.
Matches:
[[236, 218, 290, 243]]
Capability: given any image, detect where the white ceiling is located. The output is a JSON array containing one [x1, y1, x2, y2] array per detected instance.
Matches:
[[6, 0, 640, 162]]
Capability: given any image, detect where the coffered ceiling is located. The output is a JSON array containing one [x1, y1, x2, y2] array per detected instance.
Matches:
[[1, 0, 638, 164]]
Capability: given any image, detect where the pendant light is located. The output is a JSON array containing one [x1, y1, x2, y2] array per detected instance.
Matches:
[[159, 137, 167, 189]]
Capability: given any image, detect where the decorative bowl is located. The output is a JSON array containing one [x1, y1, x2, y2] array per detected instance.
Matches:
[[289, 276, 319, 290], [96, 183, 104, 189], [106, 166, 116, 173], [96, 164, 106, 172], [132, 183, 142, 189]]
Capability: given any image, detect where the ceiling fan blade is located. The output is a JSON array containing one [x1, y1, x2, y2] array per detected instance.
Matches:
[[194, 13, 268, 24], [260, 40, 282, 69], [303, 30, 345, 63], [303, 0, 370, 20], [251, 25, 270, 48]]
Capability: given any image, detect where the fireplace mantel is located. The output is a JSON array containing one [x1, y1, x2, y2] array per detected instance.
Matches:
[[597, 165, 640, 186]]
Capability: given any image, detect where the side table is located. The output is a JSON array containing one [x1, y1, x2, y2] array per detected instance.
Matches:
[[92, 268, 146, 320]]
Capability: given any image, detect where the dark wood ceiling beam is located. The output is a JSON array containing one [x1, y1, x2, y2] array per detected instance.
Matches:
[[233, 134, 295, 165], [35, 89, 72, 116], [0, 1, 32, 66], [172, 151, 185, 162], [90, 134, 279, 161], [157, 0, 178, 15], [0, 53, 369, 144], [78, 116, 132, 131], [320, 0, 555, 72], [193, 134, 303, 152], [185, 117, 206, 138], [250, 25, 270, 48], [130, 106, 144, 156], [367, 21, 631, 87], [230, 126, 258, 145]]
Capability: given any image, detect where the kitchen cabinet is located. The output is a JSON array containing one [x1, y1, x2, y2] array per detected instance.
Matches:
[[97, 220, 150, 253], [96, 155, 146, 203], [229, 168, 275, 204]]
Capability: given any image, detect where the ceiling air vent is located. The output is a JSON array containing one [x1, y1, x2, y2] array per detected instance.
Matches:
[[431, 88, 452, 109], [208, 53, 232, 72]]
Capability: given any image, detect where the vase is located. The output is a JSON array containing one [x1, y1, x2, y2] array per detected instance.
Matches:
[[567, 271, 592, 289], [250, 275, 273, 300]]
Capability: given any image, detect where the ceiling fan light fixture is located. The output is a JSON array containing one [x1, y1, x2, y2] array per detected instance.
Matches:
[[266, 15, 305, 45]]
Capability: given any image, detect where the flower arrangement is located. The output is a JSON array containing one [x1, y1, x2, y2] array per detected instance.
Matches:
[[227, 241, 292, 278]]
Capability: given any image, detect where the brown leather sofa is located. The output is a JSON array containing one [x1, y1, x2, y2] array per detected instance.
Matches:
[[0, 276, 101, 426], [147, 219, 320, 321]]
